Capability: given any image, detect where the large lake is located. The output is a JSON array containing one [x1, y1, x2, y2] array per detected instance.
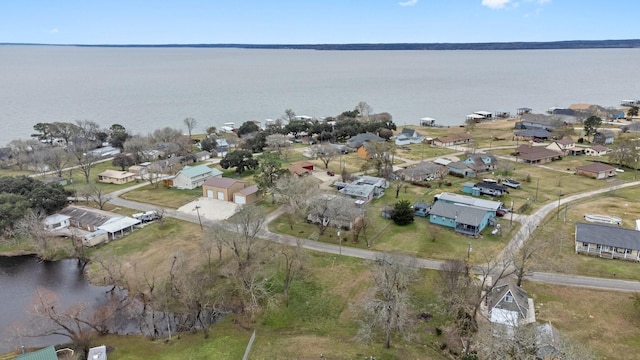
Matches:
[[0, 46, 638, 146]]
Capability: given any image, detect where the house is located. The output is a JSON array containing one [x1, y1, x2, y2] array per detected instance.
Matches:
[[339, 183, 376, 203], [57, 205, 140, 244], [128, 163, 150, 178], [429, 200, 495, 236], [495, 110, 511, 118], [353, 175, 389, 190], [462, 153, 498, 173], [545, 137, 575, 154], [202, 177, 261, 204], [358, 140, 387, 159], [171, 164, 221, 189], [381, 205, 394, 219], [486, 278, 535, 327], [87, 345, 108, 360], [474, 181, 509, 197], [514, 129, 552, 141], [44, 214, 71, 231], [594, 130, 615, 145], [97, 169, 137, 184], [398, 161, 446, 182], [514, 144, 562, 164], [307, 194, 359, 230], [419, 117, 436, 127], [16, 345, 58, 360], [447, 161, 476, 178], [84, 229, 109, 247], [575, 163, 617, 179], [575, 222, 640, 261], [516, 107, 532, 116], [394, 128, 425, 146], [98, 216, 141, 240], [213, 138, 230, 157], [432, 133, 473, 147], [194, 150, 211, 162], [585, 144, 609, 157], [87, 146, 121, 158], [346, 132, 384, 150], [434, 192, 503, 213], [288, 160, 315, 176], [59, 205, 115, 232]]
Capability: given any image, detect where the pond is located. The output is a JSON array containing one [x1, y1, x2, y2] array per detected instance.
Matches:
[[0, 255, 113, 353]]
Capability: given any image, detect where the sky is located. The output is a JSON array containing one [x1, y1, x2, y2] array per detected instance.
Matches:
[[2, 0, 639, 45]]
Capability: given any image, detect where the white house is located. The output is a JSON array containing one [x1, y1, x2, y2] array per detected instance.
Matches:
[[172, 164, 222, 190], [395, 128, 425, 146], [44, 214, 71, 231]]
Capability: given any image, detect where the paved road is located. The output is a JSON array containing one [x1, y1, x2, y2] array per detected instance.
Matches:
[[107, 154, 640, 293]]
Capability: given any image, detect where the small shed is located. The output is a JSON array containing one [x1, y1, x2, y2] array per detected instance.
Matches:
[[87, 345, 108, 360], [84, 229, 109, 247], [44, 214, 71, 231], [413, 202, 431, 217], [462, 182, 478, 195]]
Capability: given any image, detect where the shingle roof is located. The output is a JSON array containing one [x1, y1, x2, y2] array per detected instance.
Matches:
[[590, 145, 608, 152], [514, 129, 552, 138], [576, 222, 640, 250], [487, 278, 529, 319], [436, 192, 502, 210], [346, 132, 384, 148], [203, 177, 248, 188], [429, 201, 488, 226], [575, 162, 616, 173]]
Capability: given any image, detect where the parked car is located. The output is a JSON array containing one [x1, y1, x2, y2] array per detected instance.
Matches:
[[327, 171, 335, 176], [503, 178, 521, 189]]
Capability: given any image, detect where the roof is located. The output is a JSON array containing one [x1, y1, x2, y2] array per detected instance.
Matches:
[[346, 132, 384, 148], [203, 177, 248, 189], [475, 181, 508, 191], [87, 345, 108, 360], [589, 145, 609, 152], [575, 162, 616, 173], [237, 184, 259, 196], [429, 201, 489, 226], [98, 169, 136, 179], [514, 129, 552, 138], [354, 175, 387, 188], [435, 192, 502, 211], [400, 128, 418, 136], [555, 137, 574, 145], [98, 216, 141, 233], [434, 133, 473, 143], [59, 206, 118, 227], [515, 145, 561, 161], [177, 164, 218, 178], [433, 158, 452, 166], [194, 150, 211, 157], [339, 183, 375, 198], [401, 161, 443, 178], [596, 130, 616, 137], [44, 213, 71, 225], [474, 110, 492, 116], [16, 346, 58, 360], [487, 278, 530, 320], [576, 222, 640, 250]]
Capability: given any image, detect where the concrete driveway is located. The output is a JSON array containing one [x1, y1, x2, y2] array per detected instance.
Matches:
[[176, 197, 240, 221]]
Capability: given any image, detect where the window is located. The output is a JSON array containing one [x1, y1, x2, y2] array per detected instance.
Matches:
[[582, 242, 589, 247], [504, 294, 513, 303]]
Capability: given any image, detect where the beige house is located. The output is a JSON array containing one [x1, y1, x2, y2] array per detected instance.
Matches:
[[585, 145, 609, 157], [432, 133, 473, 147], [545, 137, 579, 155], [575, 163, 617, 179], [202, 178, 261, 204], [97, 169, 137, 184]]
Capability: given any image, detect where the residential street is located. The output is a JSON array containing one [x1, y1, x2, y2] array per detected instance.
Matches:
[[106, 153, 640, 293]]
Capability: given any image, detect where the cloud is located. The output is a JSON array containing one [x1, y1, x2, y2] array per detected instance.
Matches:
[[398, 0, 418, 6], [481, 0, 511, 9], [49, 28, 59, 34]]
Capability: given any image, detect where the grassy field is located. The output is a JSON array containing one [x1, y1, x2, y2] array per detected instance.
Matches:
[[122, 185, 202, 209], [525, 281, 640, 360]]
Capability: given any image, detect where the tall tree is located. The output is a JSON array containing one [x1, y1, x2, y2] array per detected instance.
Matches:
[[52, 122, 80, 146], [237, 121, 260, 137], [199, 137, 218, 153], [355, 101, 373, 122], [357, 253, 417, 349], [273, 174, 319, 230], [220, 150, 258, 175], [183, 117, 198, 139], [310, 143, 339, 169], [42, 147, 71, 177], [583, 115, 602, 140], [253, 151, 287, 202], [31, 122, 55, 143], [112, 153, 136, 171], [390, 200, 413, 225], [109, 124, 129, 150]]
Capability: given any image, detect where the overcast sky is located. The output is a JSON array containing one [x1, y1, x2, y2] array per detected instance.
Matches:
[[2, 0, 638, 45]]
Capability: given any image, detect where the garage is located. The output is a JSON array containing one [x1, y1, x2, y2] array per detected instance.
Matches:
[[234, 194, 246, 204], [206, 189, 213, 198], [217, 191, 224, 200]]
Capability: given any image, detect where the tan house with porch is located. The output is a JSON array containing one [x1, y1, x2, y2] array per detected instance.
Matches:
[[97, 169, 137, 184], [575, 163, 617, 179], [575, 222, 640, 261]]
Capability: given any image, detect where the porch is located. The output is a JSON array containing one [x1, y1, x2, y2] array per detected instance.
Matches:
[[575, 244, 640, 262]]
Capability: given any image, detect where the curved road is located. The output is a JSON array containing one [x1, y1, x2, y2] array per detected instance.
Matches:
[[108, 172, 640, 294]]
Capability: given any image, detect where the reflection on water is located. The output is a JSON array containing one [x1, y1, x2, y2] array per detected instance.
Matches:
[[0, 255, 113, 353]]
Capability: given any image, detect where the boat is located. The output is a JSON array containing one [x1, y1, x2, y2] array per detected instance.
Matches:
[[584, 214, 622, 226]]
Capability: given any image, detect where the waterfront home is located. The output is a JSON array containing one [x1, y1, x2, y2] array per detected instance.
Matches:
[[193, 150, 211, 162], [395, 128, 425, 146], [346, 132, 384, 150], [462, 153, 498, 173], [398, 161, 447, 182], [575, 163, 617, 179], [428, 200, 494, 236], [446, 161, 476, 178], [514, 129, 552, 141], [585, 145, 609, 157], [433, 133, 473, 147], [97, 169, 137, 184], [575, 222, 640, 261], [545, 137, 575, 155], [44, 213, 71, 231], [171, 164, 222, 190]]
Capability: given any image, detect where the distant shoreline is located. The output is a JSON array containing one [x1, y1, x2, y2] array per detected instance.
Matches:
[[2, 39, 640, 50]]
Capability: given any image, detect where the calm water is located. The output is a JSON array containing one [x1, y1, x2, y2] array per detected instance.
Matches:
[[0, 256, 112, 353], [0, 46, 639, 146]]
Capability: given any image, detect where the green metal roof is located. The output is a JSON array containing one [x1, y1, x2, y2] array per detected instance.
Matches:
[[16, 346, 58, 360], [178, 164, 220, 178]]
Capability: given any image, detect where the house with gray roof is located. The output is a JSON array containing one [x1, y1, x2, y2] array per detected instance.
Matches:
[[398, 161, 447, 182], [575, 222, 640, 261], [172, 164, 222, 189], [339, 183, 377, 203], [428, 201, 495, 236], [395, 128, 425, 146], [594, 130, 615, 145], [346, 132, 384, 149], [485, 278, 535, 327]]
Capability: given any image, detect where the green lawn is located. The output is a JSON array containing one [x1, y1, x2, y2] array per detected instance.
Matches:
[[122, 185, 202, 209]]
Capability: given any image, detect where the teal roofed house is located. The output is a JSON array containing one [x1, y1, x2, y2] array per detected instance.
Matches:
[[429, 201, 495, 236], [16, 346, 57, 360], [171, 164, 222, 190]]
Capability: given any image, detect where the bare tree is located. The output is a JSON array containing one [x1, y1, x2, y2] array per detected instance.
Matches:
[[15, 209, 52, 258], [310, 143, 339, 169], [266, 133, 291, 160], [8, 139, 41, 171], [41, 147, 71, 177], [124, 135, 155, 163], [70, 140, 99, 184], [361, 141, 396, 177], [306, 194, 355, 236], [513, 231, 547, 286], [83, 182, 112, 210], [183, 117, 198, 139], [279, 240, 307, 307], [356, 253, 417, 349], [273, 175, 319, 230], [355, 101, 373, 122]]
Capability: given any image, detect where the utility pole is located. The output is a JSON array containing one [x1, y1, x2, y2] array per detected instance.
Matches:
[[535, 178, 539, 201], [556, 192, 563, 220], [194, 205, 203, 230]]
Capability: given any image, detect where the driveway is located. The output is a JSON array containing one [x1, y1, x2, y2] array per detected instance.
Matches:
[[176, 197, 240, 221]]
